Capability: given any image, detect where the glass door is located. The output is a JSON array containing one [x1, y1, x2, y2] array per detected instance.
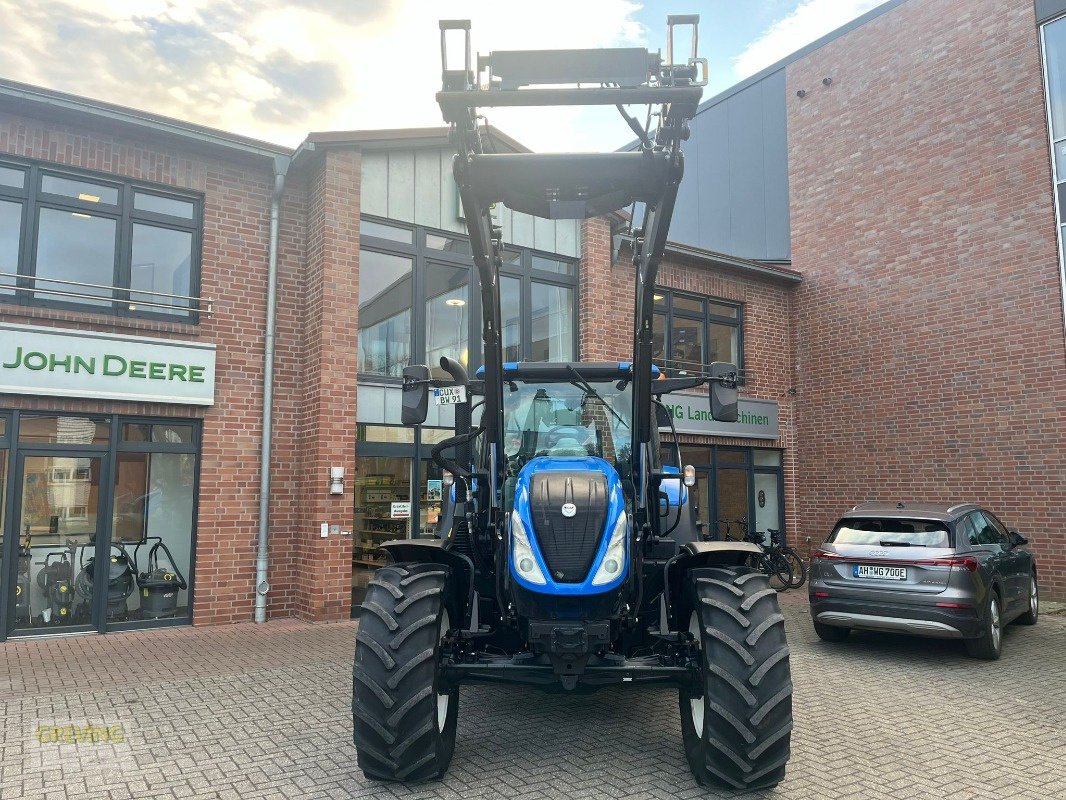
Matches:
[[11, 451, 108, 633], [715, 449, 750, 541], [753, 473, 781, 546]]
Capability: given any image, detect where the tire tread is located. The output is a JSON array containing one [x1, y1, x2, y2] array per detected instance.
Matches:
[[680, 566, 793, 790]]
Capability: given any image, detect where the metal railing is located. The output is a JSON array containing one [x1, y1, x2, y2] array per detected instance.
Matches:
[[0, 271, 213, 315]]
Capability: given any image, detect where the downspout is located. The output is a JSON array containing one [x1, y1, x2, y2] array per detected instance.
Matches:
[[255, 154, 291, 624]]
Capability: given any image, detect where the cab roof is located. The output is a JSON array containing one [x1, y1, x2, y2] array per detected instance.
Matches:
[[474, 361, 661, 381]]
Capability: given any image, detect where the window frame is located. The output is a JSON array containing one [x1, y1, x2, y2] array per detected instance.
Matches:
[[652, 288, 744, 380], [0, 156, 204, 322], [0, 410, 201, 640], [358, 215, 579, 381]]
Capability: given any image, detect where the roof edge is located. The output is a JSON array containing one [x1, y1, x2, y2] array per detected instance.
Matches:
[[304, 124, 531, 154], [620, 239, 801, 284], [0, 78, 289, 160], [619, 0, 909, 151]]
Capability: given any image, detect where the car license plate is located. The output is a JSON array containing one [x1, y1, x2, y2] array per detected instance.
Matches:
[[854, 565, 906, 580], [433, 386, 467, 405]]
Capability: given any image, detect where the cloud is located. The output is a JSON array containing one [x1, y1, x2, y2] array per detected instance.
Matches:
[[0, 0, 648, 151], [732, 0, 885, 80]]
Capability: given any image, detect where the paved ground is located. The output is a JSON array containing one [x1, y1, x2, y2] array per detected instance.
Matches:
[[2, 595, 1065, 800]]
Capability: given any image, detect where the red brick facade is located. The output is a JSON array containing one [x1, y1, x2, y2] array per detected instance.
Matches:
[[786, 0, 1066, 596], [3, 0, 1065, 632], [579, 217, 800, 536], [0, 111, 277, 625]]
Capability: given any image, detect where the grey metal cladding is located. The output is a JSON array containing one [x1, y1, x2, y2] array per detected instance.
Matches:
[[1037, 0, 1066, 25], [670, 69, 790, 261]]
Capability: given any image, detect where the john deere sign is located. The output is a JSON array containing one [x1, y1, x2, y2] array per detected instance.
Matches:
[[0, 323, 216, 405], [660, 394, 778, 439]]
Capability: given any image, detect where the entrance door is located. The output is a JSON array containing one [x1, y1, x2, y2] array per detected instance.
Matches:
[[753, 472, 781, 546], [9, 452, 108, 634], [716, 468, 749, 540]]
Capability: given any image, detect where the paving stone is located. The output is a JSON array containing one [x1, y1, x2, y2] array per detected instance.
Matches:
[[1, 597, 1064, 799]]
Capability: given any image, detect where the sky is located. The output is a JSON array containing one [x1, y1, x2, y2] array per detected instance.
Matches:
[[0, 0, 887, 152]]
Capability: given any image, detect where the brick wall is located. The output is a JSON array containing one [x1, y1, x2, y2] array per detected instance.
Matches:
[[787, 0, 1066, 596], [288, 148, 361, 622], [0, 111, 277, 624], [579, 218, 800, 540]]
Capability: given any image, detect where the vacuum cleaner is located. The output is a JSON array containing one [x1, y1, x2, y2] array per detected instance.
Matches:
[[135, 538, 188, 619], [35, 550, 75, 625], [75, 544, 136, 622], [15, 544, 32, 626]]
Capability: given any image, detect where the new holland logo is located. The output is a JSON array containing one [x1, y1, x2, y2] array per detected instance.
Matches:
[[561, 503, 577, 518]]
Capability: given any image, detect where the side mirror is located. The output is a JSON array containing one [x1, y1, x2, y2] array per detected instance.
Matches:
[[401, 365, 431, 426], [708, 362, 738, 422], [1008, 530, 1028, 548]]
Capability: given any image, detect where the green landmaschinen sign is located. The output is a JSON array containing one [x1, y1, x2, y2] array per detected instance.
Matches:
[[0, 323, 215, 405], [659, 394, 779, 439]]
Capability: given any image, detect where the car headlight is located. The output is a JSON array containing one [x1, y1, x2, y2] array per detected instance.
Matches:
[[591, 511, 628, 586], [511, 510, 547, 585]]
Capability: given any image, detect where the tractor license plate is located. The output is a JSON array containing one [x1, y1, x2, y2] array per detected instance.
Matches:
[[433, 386, 467, 405], [854, 565, 906, 580]]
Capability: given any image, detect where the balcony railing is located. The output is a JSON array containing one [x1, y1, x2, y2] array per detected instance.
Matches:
[[0, 271, 213, 316]]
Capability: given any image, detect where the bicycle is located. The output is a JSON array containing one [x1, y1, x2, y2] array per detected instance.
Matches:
[[719, 517, 793, 592], [767, 527, 807, 589]]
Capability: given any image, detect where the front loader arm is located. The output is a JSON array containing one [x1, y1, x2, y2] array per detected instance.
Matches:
[[436, 19, 705, 524]]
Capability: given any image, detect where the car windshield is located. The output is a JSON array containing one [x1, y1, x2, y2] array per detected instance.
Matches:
[[828, 518, 952, 548], [503, 380, 632, 471]]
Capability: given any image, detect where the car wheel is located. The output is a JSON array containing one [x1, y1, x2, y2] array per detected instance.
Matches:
[[813, 621, 849, 642], [1015, 575, 1039, 626], [965, 590, 1002, 660]]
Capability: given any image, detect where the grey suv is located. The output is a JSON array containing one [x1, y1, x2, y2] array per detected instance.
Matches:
[[808, 503, 1038, 660]]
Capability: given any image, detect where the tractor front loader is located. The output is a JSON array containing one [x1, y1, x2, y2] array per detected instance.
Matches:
[[352, 16, 793, 790]]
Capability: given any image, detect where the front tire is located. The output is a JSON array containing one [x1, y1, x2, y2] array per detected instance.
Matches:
[[679, 566, 793, 790], [352, 563, 458, 782]]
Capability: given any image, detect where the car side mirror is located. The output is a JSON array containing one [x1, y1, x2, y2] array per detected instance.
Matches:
[[401, 365, 431, 426], [1008, 530, 1028, 548], [708, 362, 738, 422]]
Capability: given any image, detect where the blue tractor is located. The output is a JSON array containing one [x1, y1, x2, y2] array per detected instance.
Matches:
[[352, 17, 793, 790]]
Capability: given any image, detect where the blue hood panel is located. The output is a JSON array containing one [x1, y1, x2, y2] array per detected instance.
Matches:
[[510, 456, 628, 595]]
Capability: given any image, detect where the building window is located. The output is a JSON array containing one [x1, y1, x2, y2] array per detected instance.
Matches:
[[1042, 17, 1066, 330], [0, 158, 203, 319], [358, 217, 577, 379], [0, 411, 199, 639], [651, 289, 742, 378]]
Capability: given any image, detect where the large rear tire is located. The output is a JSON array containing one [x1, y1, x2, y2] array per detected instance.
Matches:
[[679, 566, 793, 790], [352, 563, 458, 782]]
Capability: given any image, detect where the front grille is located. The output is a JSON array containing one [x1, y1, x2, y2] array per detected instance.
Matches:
[[528, 471, 609, 583]]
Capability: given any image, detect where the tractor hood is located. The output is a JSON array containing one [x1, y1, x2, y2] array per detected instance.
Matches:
[[510, 456, 628, 594]]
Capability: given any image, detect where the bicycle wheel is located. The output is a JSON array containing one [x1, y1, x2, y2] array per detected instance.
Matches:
[[782, 547, 807, 589], [764, 553, 792, 592]]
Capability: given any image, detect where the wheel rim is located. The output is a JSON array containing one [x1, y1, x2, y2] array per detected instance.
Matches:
[[990, 598, 1000, 651], [437, 608, 451, 732], [688, 611, 705, 738], [1031, 579, 1039, 617]]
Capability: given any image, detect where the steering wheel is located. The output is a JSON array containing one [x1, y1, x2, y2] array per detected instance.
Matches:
[[542, 425, 590, 450]]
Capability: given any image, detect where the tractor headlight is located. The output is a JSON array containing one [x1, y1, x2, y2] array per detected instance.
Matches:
[[511, 510, 547, 585], [591, 512, 628, 586]]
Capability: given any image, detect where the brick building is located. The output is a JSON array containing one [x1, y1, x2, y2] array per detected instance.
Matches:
[[0, 0, 1064, 642]]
